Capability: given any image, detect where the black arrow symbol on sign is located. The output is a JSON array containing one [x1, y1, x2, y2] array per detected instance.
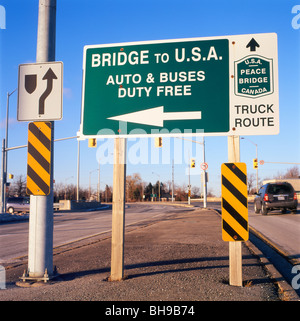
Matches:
[[39, 68, 57, 115], [246, 38, 260, 52]]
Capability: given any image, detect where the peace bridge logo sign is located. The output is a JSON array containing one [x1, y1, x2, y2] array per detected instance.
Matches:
[[234, 55, 274, 98]]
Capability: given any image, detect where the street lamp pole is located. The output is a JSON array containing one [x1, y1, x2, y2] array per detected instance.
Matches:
[[175, 136, 207, 208], [89, 168, 99, 200], [152, 172, 160, 201], [202, 137, 207, 208], [76, 139, 80, 201], [1, 89, 17, 213], [64, 176, 73, 200], [98, 163, 100, 202]]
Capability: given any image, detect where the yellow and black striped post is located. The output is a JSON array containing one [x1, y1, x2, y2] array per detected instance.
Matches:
[[221, 162, 248, 242], [26, 122, 52, 196]]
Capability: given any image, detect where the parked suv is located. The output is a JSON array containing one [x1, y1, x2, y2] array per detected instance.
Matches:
[[254, 182, 298, 215], [6, 197, 30, 214]]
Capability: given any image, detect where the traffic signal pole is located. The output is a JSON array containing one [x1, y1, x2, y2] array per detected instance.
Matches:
[[22, 0, 56, 282], [255, 146, 258, 193]]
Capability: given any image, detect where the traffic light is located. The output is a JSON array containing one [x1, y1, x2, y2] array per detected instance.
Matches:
[[253, 158, 258, 169], [154, 137, 162, 147], [191, 158, 196, 168], [88, 138, 97, 148]]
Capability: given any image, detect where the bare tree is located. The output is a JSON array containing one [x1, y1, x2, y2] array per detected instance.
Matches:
[[283, 166, 299, 178], [191, 186, 200, 198], [54, 182, 89, 201], [126, 173, 143, 201], [207, 189, 216, 197], [174, 184, 188, 201], [9, 175, 26, 197], [103, 184, 112, 202], [272, 166, 300, 180], [247, 173, 256, 194]]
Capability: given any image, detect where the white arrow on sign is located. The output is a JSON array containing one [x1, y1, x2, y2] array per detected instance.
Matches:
[[107, 106, 202, 127]]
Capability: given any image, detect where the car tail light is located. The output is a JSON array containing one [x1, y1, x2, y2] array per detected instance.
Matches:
[[294, 193, 297, 200], [264, 194, 269, 201]]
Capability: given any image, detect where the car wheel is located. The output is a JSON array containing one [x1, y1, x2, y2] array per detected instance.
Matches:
[[254, 202, 260, 214], [292, 208, 297, 214], [261, 203, 268, 215], [281, 208, 287, 214], [8, 207, 14, 214]]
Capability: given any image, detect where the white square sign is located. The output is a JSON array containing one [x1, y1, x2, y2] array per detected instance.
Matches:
[[228, 33, 279, 136], [17, 61, 63, 121]]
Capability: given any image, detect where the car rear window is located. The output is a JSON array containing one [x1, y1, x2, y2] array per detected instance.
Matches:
[[267, 184, 293, 194]]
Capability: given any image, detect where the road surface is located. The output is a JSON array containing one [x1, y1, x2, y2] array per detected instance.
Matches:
[[1, 202, 299, 265], [0, 204, 194, 265], [194, 201, 300, 260]]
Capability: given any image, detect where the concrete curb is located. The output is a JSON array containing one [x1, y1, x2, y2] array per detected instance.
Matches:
[[245, 240, 300, 301], [249, 226, 300, 266], [0, 213, 29, 223], [129, 202, 195, 208]]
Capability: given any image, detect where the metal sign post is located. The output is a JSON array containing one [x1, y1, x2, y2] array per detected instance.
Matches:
[[20, 0, 57, 282]]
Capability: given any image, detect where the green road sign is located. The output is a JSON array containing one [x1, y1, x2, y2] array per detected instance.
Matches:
[[235, 55, 273, 98], [80, 34, 278, 138]]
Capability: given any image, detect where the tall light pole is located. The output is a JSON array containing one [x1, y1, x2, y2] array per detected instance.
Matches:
[[241, 137, 258, 193], [64, 176, 73, 200], [202, 137, 207, 208], [152, 171, 160, 201], [89, 168, 99, 200], [1, 88, 17, 213], [26, 0, 56, 281], [175, 136, 207, 208], [76, 139, 80, 201], [98, 162, 100, 202], [172, 159, 174, 202]]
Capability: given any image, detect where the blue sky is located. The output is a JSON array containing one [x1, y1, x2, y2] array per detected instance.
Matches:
[[0, 0, 299, 197]]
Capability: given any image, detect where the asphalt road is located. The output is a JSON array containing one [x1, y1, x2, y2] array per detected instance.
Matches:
[[1, 202, 299, 266], [192, 201, 300, 260], [0, 204, 194, 265], [1, 207, 283, 302]]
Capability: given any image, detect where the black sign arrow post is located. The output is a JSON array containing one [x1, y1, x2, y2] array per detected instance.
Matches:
[[38, 67, 57, 115], [246, 38, 260, 52]]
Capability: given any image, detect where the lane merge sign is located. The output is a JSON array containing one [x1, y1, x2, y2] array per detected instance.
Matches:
[[80, 33, 278, 138], [18, 61, 63, 121]]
